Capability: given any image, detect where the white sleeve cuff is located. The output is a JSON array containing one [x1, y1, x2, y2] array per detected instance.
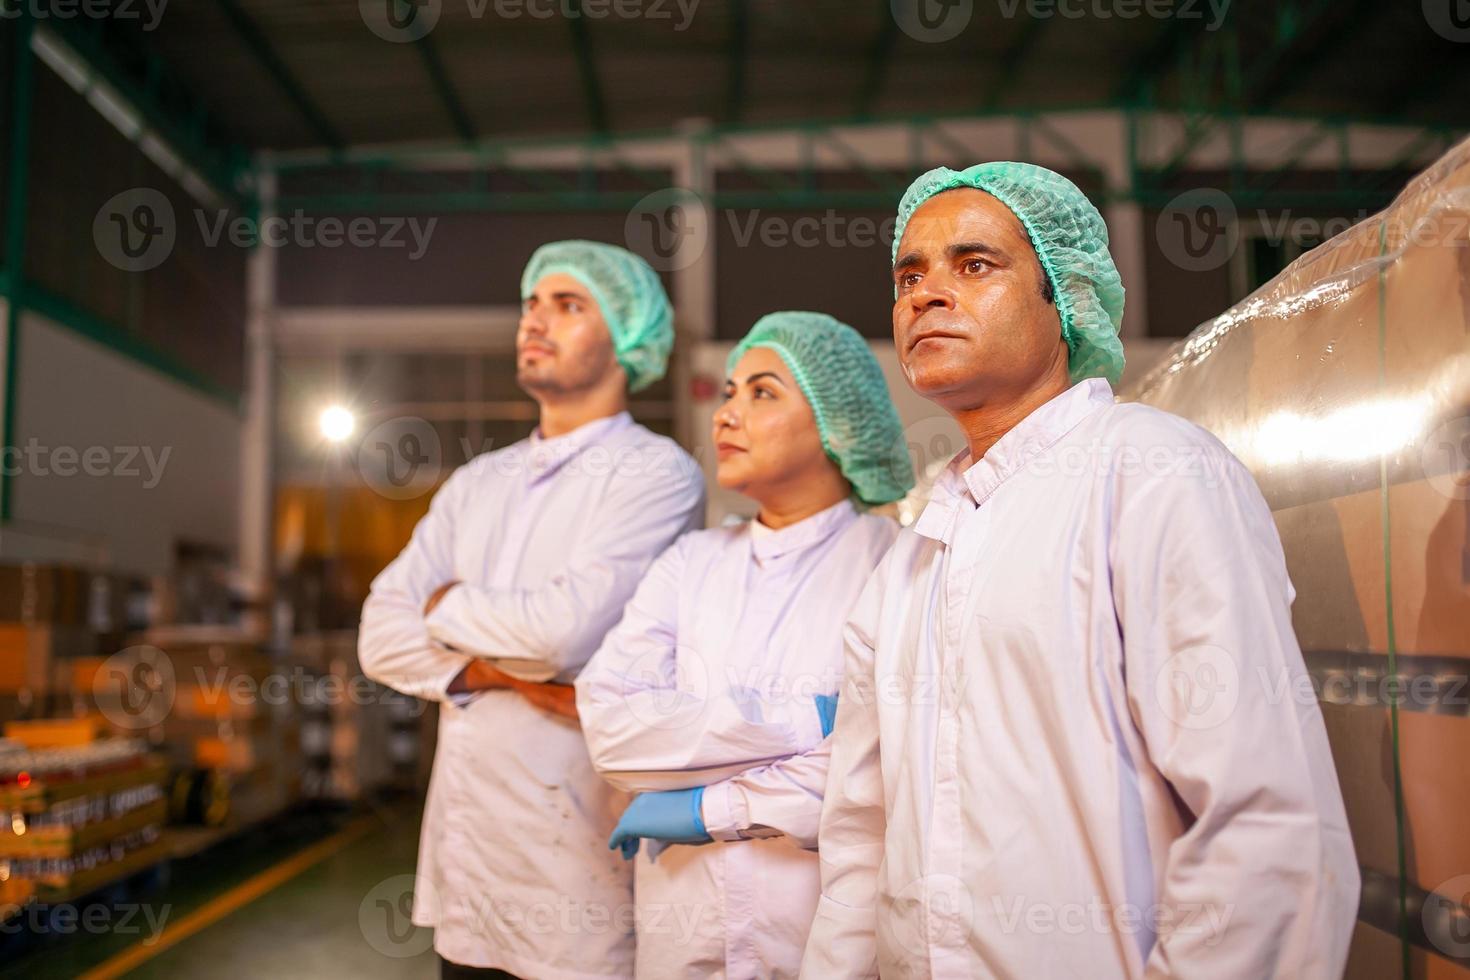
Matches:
[[701, 781, 747, 842], [388, 651, 474, 705], [434, 651, 479, 708], [424, 583, 468, 646], [446, 690, 482, 709]]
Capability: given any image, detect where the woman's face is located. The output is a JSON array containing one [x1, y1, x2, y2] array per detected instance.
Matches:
[[711, 346, 838, 502]]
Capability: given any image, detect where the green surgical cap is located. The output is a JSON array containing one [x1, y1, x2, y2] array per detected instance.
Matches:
[[893, 162, 1126, 386], [728, 311, 915, 506], [520, 240, 674, 392]]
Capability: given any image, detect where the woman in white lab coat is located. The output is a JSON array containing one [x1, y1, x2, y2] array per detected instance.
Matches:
[[575, 311, 915, 979]]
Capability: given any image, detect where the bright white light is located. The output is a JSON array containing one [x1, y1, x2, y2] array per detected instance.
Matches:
[[319, 406, 356, 443], [1251, 395, 1428, 466]]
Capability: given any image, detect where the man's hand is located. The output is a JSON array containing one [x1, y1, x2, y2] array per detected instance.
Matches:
[[445, 659, 578, 722], [515, 682, 579, 722], [424, 580, 460, 616], [446, 659, 516, 694]]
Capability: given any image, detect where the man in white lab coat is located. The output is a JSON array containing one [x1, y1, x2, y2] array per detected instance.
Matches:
[[801, 164, 1359, 979], [360, 241, 705, 979]]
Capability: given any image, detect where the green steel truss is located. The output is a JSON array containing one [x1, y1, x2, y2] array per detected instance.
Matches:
[[265, 110, 1461, 216]]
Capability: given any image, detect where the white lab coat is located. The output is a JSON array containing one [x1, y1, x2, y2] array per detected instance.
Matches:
[[359, 411, 705, 980], [576, 499, 899, 979], [802, 379, 1359, 979]]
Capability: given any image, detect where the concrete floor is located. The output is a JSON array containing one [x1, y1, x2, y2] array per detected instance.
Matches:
[[3, 801, 437, 979]]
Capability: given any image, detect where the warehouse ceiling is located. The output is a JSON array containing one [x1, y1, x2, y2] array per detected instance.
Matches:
[[35, 0, 1470, 158]]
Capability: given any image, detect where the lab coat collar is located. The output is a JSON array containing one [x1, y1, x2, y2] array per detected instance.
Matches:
[[748, 497, 858, 564], [913, 379, 1114, 545], [525, 410, 633, 483]]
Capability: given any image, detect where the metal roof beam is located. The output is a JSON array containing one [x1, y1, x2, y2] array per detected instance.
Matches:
[[855, 1, 899, 119], [985, 17, 1049, 109], [29, 21, 247, 207], [2, 9, 38, 522], [725, 0, 749, 123], [210, 0, 343, 150], [1248, 0, 1385, 111], [264, 107, 1465, 173], [1114, 16, 1209, 103], [567, 1, 607, 133], [416, 35, 475, 143]]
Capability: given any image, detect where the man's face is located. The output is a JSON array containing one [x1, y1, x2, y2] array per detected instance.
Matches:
[[517, 272, 625, 396], [891, 188, 1065, 411]]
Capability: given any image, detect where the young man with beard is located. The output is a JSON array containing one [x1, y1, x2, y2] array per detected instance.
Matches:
[[360, 241, 705, 979]]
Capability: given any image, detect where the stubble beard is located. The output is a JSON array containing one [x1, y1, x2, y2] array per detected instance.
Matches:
[[517, 350, 613, 400]]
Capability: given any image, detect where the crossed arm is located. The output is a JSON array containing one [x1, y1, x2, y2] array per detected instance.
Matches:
[[359, 455, 702, 718], [428, 579, 579, 719], [576, 538, 835, 844]]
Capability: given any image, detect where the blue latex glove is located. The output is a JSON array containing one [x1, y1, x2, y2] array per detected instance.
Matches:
[[608, 787, 710, 860], [815, 693, 839, 738]]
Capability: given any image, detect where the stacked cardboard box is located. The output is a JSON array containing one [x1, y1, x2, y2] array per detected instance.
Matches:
[[58, 631, 302, 832], [294, 630, 431, 800], [0, 564, 142, 719], [129, 633, 301, 829]]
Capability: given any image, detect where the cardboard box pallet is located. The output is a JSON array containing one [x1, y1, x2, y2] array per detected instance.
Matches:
[[0, 565, 89, 625], [0, 737, 171, 909], [0, 625, 98, 696], [0, 755, 169, 814], [31, 837, 170, 904], [1, 875, 36, 916], [3, 716, 110, 748], [0, 798, 168, 860], [0, 564, 137, 629]]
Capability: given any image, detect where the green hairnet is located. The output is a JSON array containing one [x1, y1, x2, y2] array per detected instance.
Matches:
[[521, 240, 674, 392], [892, 163, 1126, 386], [727, 312, 915, 506]]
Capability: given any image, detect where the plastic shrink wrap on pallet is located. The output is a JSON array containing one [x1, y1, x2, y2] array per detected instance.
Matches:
[[1124, 137, 1470, 980]]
